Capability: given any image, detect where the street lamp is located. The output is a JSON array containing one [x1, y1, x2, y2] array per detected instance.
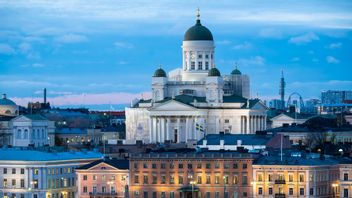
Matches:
[[332, 183, 338, 197], [189, 181, 196, 198]]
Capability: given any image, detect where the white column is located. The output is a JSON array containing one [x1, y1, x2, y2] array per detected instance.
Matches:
[[215, 117, 219, 133], [158, 118, 162, 143], [264, 116, 267, 130], [152, 117, 157, 143], [166, 118, 170, 141], [261, 116, 264, 131], [185, 117, 190, 142], [193, 117, 197, 140], [177, 118, 180, 143], [160, 118, 165, 143], [149, 117, 153, 143], [246, 116, 250, 134]]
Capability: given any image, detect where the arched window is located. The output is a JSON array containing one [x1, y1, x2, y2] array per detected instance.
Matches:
[[42, 129, 45, 138], [16, 129, 22, 139], [5, 110, 11, 115], [32, 130, 36, 139], [24, 129, 28, 139]]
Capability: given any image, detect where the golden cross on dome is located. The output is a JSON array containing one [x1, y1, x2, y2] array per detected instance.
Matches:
[[196, 8, 200, 20]]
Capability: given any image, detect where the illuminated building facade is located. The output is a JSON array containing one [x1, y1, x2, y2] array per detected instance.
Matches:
[[129, 151, 256, 198], [0, 148, 102, 198], [76, 159, 129, 198]]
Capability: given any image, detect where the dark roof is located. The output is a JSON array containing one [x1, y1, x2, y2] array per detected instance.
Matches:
[[0, 116, 16, 121], [197, 134, 272, 146], [153, 68, 167, 77], [156, 94, 206, 105], [223, 94, 247, 103], [273, 112, 314, 120], [254, 155, 343, 166], [231, 68, 242, 75], [23, 114, 48, 121], [76, 158, 129, 170], [184, 19, 213, 41], [56, 128, 87, 134], [208, 68, 221, 76]]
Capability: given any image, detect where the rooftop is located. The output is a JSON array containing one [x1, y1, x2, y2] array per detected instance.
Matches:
[[77, 158, 129, 170], [197, 134, 272, 146], [254, 155, 352, 166], [0, 148, 102, 161]]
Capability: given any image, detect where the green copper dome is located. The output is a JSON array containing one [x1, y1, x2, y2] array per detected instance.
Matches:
[[153, 68, 167, 77], [184, 19, 213, 41], [231, 68, 241, 75], [208, 68, 221, 77], [0, 94, 16, 105]]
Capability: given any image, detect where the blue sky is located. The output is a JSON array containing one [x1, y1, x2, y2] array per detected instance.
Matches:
[[0, 0, 351, 110]]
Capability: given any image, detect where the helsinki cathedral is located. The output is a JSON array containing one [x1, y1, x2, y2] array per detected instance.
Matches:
[[125, 10, 267, 144]]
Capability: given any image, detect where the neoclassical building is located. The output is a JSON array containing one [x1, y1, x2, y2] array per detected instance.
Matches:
[[125, 11, 267, 144]]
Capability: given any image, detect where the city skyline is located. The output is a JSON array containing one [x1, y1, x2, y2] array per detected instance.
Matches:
[[1, 0, 352, 110]]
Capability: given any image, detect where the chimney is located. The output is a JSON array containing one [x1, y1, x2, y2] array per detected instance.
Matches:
[[2, 94, 6, 99], [44, 88, 47, 104]]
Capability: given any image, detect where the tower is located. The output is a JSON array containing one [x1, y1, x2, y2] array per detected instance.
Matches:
[[279, 70, 286, 109], [152, 67, 167, 102], [44, 88, 47, 104], [182, 9, 215, 81]]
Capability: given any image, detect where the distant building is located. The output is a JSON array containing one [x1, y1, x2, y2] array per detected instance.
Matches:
[[55, 128, 102, 146], [0, 94, 19, 117], [252, 154, 344, 198], [304, 98, 320, 114], [76, 158, 129, 198], [197, 133, 290, 152], [0, 148, 102, 198], [129, 150, 257, 198], [270, 113, 313, 129], [269, 99, 285, 110], [321, 90, 352, 104], [12, 114, 55, 147]]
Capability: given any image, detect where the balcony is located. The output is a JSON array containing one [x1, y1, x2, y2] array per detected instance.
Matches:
[[275, 179, 286, 184], [275, 193, 286, 198]]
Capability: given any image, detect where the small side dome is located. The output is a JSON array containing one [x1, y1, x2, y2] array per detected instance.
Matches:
[[153, 68, 167, 77], [208, 68, 221, 77], [231, 68, 241, 75]]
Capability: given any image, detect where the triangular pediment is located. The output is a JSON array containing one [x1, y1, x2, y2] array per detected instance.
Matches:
[[250, 101, 268, 110], [271, 113, 294, 121], [88, 162, 120, 171], [151, 100, 197, 111], [11, 115, 31, 122]]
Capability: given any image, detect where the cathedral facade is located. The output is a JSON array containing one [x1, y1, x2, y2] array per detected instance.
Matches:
[[125, 12, 267, 144]]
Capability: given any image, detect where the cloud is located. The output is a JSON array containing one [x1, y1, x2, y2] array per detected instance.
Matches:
[[55, 34, 88, 44], [114, 42, 134, 49], [326, 42, 342, 49], [232, 42, 252, 50], [20, 63, 45, 68], [216, 40, 231, 45], [290, 57, 300, 62], [0, 43, 15, 55], [326, 56, 340, 64], [258, 28, 283, 39], [238, 56, 265, 66], [289, 32, 319, 44], [12, 92, 152, 106]]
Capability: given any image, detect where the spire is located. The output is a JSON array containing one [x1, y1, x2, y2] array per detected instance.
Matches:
[[196, 8, 201, 24]]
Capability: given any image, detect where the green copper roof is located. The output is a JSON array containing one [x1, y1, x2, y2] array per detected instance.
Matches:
[[208, 68, 221, 77], [0, 94, 16, 105], [231, 68, 242, 75], [153, 68, 167, 77], [184, 19, 213, 41]]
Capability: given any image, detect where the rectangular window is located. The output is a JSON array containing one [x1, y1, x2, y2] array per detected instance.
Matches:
[[83, 186, 87, 193], [197, 175, 202, 184], [268, 174, 273, 182], [344, 173, 349, 181], [215, 175, 220, 184], [243, 192, 247, 197], [143, 163, 148, 169], [191, 62, 195, 70], [225, 119, 229, 123], [223, 175, 229, 184], [269, 188, 273, 195], [20, 169, 24, 174], [178, 175, 183, 184], [93, 175, 97, 180], [299, 174, 304, 182], [20, 179, 24, 188], [198, 54, 202, 59], [161, 163, 166, 169], [83, 175, 87, 180], [198, 62, 202, 70], [152, 163, 157, 169], [300, 188, 305, 195], [170, 175, 174, 184], [161, 192, 166, 198], [161, 175, 166, 184], [170, 192, 174, 198], [178, 163, 183, 169], [242, 164, 247, 169], [289, 188, 293, 195], [197, 163, 202, 169], [258, 174, 263, 182], [215, 192, 220, 198], [344, 189, 349, 197], [206, 163, 211, 169], [242, 175, 248, 185], [169, 162, 174, 169], [233, 175, 238, 184], [224, 163, 230, 169], [143, 175, 148, 184], [310, 188, 314, 195], [134, 163, 138, 169], [152, 192, 157, 198], [12, 168, 16, 174], [3, 168, 7, 174], [258, 187, 263, 195], [187, 164, 192, 169], [34, 169, 39, 175], [12, 179, 16, 187], [134, 175, 139, 184], [206, 175, 211, 184], [3, 179, 7, 187], [233, 163, 238, 169], [205, 62, 209, 70], [206, 192, 210, 198], [289, 174, 293, 182], [215, 162, 220, 169], [143, 191, 148, 198], [152, 175, 157, 184]]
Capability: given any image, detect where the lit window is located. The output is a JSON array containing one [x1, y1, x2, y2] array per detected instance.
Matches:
[[215, 175, 220, 184], [258, 187, 263, 195], [34, 169, 39, 175]]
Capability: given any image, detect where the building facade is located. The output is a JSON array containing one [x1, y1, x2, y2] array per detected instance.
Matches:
[[126, 11, 267, 144], [0, 148, 102, 198], [252, 155, 341, 198], [129, 151, 256, 198], [76, 159, 129, 198]]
